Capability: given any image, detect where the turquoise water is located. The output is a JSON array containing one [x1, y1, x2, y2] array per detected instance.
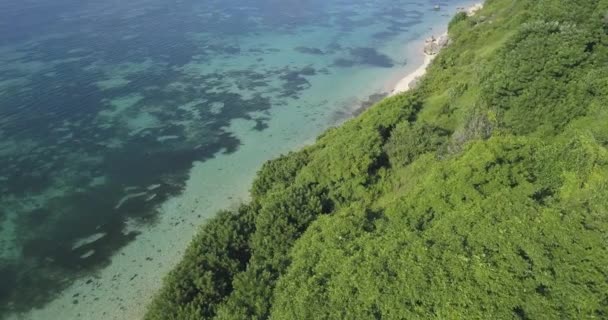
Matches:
[[0, 0, 475, 318]]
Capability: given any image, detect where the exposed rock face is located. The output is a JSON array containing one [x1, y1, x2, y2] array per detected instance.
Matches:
[[437, 34, 450, 48], [467, 3, 484, 16], [456, 3, 484, 16], [423, 34, 450, 55]]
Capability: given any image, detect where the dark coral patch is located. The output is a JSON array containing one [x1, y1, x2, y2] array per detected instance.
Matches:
[[332, 58, 356, 68], [349, 47, 394, 67], [294, 46, 325, 55]]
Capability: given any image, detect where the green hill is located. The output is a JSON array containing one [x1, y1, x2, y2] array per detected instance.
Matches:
[[145, 0, 608, 318]]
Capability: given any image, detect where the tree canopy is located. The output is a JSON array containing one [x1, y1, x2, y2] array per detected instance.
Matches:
[[145, 0, 608, 318]]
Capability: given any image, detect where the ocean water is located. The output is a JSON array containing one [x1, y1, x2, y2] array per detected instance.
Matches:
[[0, 0, 476, 318]]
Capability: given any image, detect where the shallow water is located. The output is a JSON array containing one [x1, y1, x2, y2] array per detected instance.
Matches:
[[0, 0, 476, 318]]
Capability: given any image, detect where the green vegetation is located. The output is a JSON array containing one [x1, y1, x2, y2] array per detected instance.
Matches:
[[146, 0, 608, 318]]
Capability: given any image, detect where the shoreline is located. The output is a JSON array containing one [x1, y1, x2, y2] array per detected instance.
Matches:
[[6, 2, 485, 320], [390, 2, 484, 95], [390, 38, 441, 95]]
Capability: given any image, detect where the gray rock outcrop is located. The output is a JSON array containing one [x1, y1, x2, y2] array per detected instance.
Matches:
[[423, 34, 450, 55]]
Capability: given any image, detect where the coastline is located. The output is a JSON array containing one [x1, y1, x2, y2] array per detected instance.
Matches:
[[5, 2, 485, 320], [390, 2, 484, 95], [132, 0, 608, 317], [390, 40, 439, 95]]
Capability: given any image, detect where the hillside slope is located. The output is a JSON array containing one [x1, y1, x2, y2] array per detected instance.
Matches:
[[146, 0, 608, 318]]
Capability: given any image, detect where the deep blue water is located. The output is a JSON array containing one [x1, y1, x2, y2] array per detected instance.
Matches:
[[0, 0, 470, 317]]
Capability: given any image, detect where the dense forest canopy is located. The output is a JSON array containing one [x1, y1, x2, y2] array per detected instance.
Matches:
[[145, 0, 608, 318]]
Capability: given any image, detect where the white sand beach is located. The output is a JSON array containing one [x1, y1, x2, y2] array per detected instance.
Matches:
[[390, 39, 441, 95], [391, 2, 484, 95]]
